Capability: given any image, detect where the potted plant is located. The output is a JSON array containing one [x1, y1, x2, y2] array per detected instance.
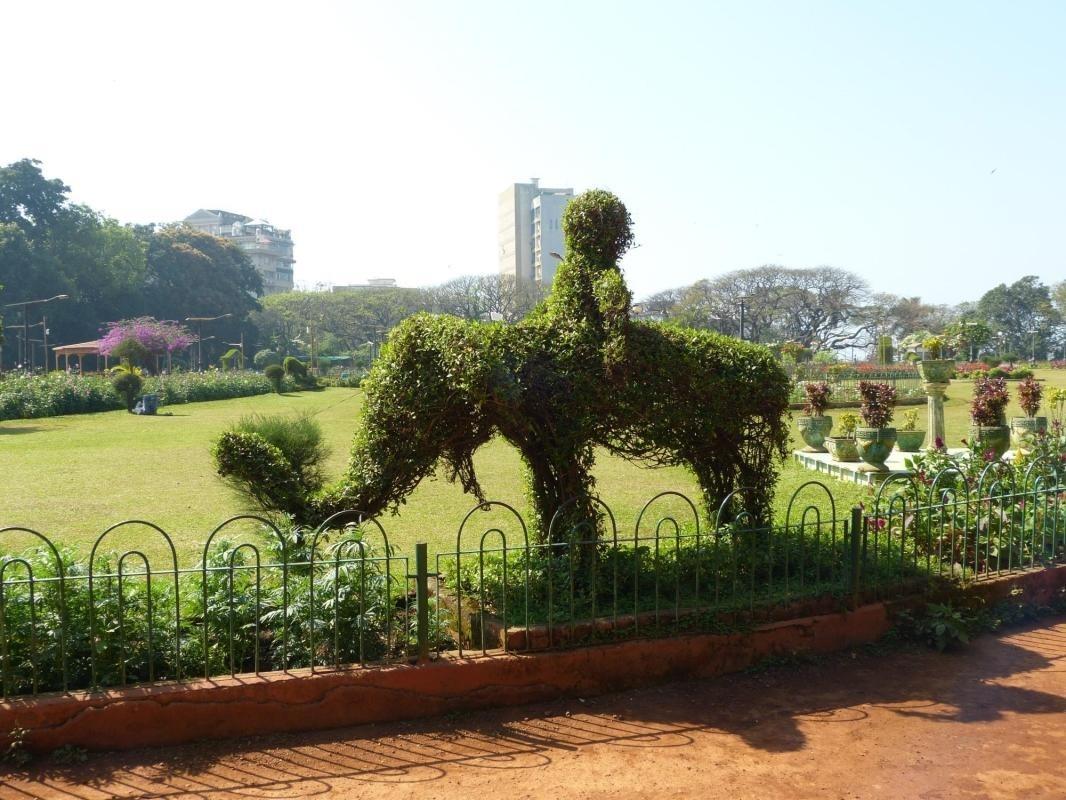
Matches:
[[917, 335, 954, 384], [895, 409, 926, 452], [825, 412, 860, 462], [1010, 376, 1047, 454], [969, 376, 1010, 460], [855, 381, 898, 472], [797, 381, 833, 453]]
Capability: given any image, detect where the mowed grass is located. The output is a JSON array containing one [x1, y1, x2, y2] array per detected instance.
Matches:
[[4, 369, 1060, 564], [1, 387, 704, 561]]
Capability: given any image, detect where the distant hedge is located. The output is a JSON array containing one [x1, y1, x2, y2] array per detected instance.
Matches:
[[0, 371, 299, 421]]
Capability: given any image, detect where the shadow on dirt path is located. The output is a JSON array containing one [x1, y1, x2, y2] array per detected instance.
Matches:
[[6, 620, 1066, 799]]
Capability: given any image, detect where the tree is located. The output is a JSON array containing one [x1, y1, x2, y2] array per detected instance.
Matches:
[[976, 276, 1061, 359], [0, 159, 69, 237], [652, 266, 870, 351], [943, 319, 993, 360]]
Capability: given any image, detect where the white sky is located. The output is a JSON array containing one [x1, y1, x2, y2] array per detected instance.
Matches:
[[3, 1, 1063, 303]]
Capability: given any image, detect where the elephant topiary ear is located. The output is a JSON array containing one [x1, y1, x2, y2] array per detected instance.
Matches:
[[562, 190, 634, 265]]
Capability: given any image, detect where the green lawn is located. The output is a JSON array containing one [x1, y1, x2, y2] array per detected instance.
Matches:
[[4, 370, 1060, 564], [0, 388, 708, 562]]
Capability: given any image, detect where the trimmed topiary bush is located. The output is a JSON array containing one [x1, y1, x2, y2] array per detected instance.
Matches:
[[216, 190, 791, 542], [283, 356, 307, 379], [264, 364, 285, 393], [253, 349, 281, 370], [110, 363, 145, 412]]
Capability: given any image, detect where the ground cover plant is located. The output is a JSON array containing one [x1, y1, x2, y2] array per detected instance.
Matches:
[[0, 522, 413, 696]]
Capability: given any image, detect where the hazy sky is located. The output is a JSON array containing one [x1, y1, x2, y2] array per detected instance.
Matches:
[[3, 1, 1063, 303]]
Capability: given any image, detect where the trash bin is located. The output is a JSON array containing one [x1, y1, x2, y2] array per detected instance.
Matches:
[[141, 393, 159, 415]]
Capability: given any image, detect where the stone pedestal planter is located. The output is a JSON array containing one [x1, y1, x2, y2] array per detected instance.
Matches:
[[917, 359, 954, 384], [797, 415, 833, 453], [895, 430, 926, 452], [918, 359, 953, 451], [824, 437, 860, 462], [969, 425, 1010, 461], [855, 427, 897, 472], [1010, 416, 1047, 455]]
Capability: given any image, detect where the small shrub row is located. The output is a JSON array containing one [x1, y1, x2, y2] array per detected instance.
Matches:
[[0, 371, 300, 421]]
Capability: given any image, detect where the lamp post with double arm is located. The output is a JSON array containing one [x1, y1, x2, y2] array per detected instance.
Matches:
[[184, 314, 232, 371], [2, 294, 68, 372]]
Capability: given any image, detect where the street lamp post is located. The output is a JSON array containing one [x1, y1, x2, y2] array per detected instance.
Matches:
[[2, 294, 68, 372], [184, 314, 233, 371], [224, 333, 245, 369], [736, 297, 751, 341], [25, 318, 50, 371]]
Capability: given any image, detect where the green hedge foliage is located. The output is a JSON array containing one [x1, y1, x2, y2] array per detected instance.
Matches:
[[217, 190, 791, 544], [0, 370, 297, 421]]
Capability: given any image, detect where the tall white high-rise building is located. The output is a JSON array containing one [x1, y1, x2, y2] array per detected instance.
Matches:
[[498, 179, 574, 287]]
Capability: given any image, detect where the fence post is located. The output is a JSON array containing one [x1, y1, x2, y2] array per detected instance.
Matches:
[[415, 542, 430, 662], [849, 505, 864, 610]]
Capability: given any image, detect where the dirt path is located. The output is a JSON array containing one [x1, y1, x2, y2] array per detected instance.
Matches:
[[5, 620, 1066, 799]]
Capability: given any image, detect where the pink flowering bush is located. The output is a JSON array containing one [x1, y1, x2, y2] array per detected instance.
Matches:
[[98, 318, 194, 358]]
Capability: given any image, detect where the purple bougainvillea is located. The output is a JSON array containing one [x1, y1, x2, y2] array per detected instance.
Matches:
[[98, 318, 194, 357]]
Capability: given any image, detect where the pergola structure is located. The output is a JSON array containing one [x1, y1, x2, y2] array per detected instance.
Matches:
[[53, 341, 110, 373]]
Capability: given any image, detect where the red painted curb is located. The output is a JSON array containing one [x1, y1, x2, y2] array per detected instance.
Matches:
[[3, 565, 1063, 753]]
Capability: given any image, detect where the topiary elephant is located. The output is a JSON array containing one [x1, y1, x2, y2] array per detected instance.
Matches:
[[215, 190, 790, 542]]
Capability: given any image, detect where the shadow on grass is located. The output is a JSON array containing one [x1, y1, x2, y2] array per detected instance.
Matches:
[[0, 425, 43, 435], [10, 619, 1066, 796]]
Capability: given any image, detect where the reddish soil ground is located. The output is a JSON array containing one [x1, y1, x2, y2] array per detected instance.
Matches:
[[5, 620, 1066, 799]]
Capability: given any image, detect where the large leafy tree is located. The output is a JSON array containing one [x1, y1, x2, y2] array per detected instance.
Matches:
[[976, 276, 1061, 358], [0, 159, 69, 236]]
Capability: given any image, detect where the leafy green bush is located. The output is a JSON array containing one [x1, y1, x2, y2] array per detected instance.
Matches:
[[0, 370, 296, 421], [110, 338, 152, 368], [110, 366, 144, 412], [989, 367, 1008, 379], [283, 356, 319, 390], [231, 414, 329, 493], [264, 364, 285, 393], [0, 525, 409, 695], [283, 356, 307, 379], [253, 349, 281, 369], [1010, 367, 1034, 380]]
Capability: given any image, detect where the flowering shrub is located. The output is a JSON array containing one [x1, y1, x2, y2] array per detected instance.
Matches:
[[0, 371, 297, 421], [1017, 376, 1043, 418], [99, 318, 193, 358], [858, 381, 897, 428], [1050, 360, 1066, 370], [802, 381, 832, 415], [953, 361, 987, 378], [970, 376, 1009, 426]]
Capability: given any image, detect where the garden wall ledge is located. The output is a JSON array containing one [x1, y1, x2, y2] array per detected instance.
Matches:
[[4, 564, 1065, 754]]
